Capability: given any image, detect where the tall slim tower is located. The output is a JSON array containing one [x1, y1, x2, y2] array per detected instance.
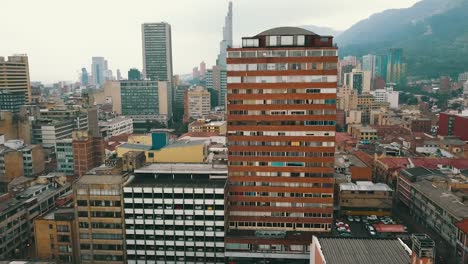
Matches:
[[216, 2, 233, 68], [226, 27, 337, 259], [141, 22, 173, 82], [386, 48, 404, 84], [91, 57, 108, 87]]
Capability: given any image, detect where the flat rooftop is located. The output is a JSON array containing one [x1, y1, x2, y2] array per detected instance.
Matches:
[[335, 153, 367, 168], [99, 116, 132, 126], [135, 163, 227, 175], [340, 181, 393, 192], [317, 237, 410, 264], [42, 207, 75, 220], [127, 174, 226, 188], [412, 179, 468, 219], [77, 174, 127, 185]]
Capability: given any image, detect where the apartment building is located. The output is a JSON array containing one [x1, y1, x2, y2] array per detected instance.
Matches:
[[226, 27, 337, 262], [339, 181, 393, 216], [99, 116, 133, 140]]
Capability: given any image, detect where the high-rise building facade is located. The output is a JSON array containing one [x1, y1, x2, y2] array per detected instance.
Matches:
[[74, 173, 127, 263], [0, 55, 31, 109], [120, 80, 172, 126], [386, 48, 404, 84], [375, 53, 387, 80], [362, 54, 376, 79], [184, 86, 211, 120], [81, 67, 89, 86], [142, 22, 173, 82], [216, 2, 233, 68], [124, 164, 227, 263], [225, 27, 337, 260], [205, 65, 227, 108], [91, 57, 108, 87], [56, 139, 74, 175], [128, 68, 141, 81], [344, 69, 372, 94]]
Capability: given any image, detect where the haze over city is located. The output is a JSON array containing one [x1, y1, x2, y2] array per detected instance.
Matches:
[[0, 0, 418, 83]]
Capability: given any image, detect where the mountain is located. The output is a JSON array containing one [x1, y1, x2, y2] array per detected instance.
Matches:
[[336, 0, 468, 78], [300, 25, 342, 37]]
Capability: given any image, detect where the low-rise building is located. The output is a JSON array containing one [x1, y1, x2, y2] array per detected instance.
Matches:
[[335, 153, 372, 181], [124, 163, 227, 263], [339, 181, 393, 216], [455, 219, 468, 264], [56, 139, 74, 175], [72, 131, 105, 177], [189, 119, 226, 135], [184, 86, 211, 121], [348, 125, 378, 141], [310, 236, 412, 264]]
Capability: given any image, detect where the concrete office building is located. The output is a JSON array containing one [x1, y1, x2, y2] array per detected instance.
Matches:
[[206, 66, 227, 108], [74, 174, 128, 263], [362, 54, 376, 80], [120, 80, 171, 127], [56, 139, 74, 175], [0, 55, 31, 107], [142, 22, 173, 82], [225, 27, 337, 262], [371, 86, 400, 109], [339, 181, 393, 216], [99, 116, 133, 140], [124, 163, 227, 263], [344, 69, 372, 94]]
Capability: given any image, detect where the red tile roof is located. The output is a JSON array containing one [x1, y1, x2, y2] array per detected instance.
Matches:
[[353, 151, 374, 167], [455, 218, 468, 234], [336, 132, 354, 143], [377, 157, 468, 171]]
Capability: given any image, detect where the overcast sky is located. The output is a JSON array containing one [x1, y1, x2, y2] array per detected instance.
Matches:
[[0, 0, 419, 83]]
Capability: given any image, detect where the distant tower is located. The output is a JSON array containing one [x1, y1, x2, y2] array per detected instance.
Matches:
[[411, 234, 435, 264], [81, 68, 89, 86], [192, 67, 200, 79], [128, 68, 141, 81], [199, 61, 206, 77], [216, 1, 233, 68], [91, 57, 108, 87], [116, 69, 122, 80], [142, 22, 173, 82]]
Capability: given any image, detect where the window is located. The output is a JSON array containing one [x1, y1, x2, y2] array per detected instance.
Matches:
[[297, 35, 305, 46], [268, 36, 277, 46], [281, 36, 293, 45]]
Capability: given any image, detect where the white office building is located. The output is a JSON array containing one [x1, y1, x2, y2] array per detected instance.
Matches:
[[124, 163, 227, 264], [99, 116, 133, 139]]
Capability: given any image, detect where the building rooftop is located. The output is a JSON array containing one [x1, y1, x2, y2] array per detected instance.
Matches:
[[77, 174, 127, 185], [118, 143, 152, 151], [317, 237, 410, 264], [412, 179, 468, 219], [99, 116, 132, 126], [127, 174, 227, 188], [162, 140, 207, 149], [135, 163, 227, 175], [335, 153, 367, 168], [340, 181, 393, 192], [42, 207, 75, 220], [255, 27, 318, 37]]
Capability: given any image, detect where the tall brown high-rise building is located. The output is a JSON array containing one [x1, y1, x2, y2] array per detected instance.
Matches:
[[72, 131, 105, 177], [0, 55, 31, 112], [225, 27, 337, 257]]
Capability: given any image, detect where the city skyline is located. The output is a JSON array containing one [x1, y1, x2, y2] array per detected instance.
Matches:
[[0, 0, 418, 83]]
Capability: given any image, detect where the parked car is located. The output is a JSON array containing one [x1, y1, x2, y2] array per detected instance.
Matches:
[[348, 216, 354, 222], [367, 215, 378, 221], [354, 216, 361, 222]]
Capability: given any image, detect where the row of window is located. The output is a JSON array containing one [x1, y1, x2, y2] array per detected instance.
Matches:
[[123, 193, 224, 199], [126, 224, 223, 232], [229, 161, 334, 168], [80, 244, 123, 251], [229, 131, 334, 137], [125, 214, 224, 221], [79, 233, 123, 240], [81, 255, 123, 261], [76, 188, 120, 196], [228, 49, 337, 58], [229, 110, 336, 116], [230, 221, 332, 230], [126, 234, 224, 242], [124, 204, 223, 210], [229, 98, 336, 105], [127, 255, 222, 262], [228, 88, 336, 95], [228, 172, 334, 178], [127, 245, 224, 252], [230, 211, 332, 218], [77, 211, 121, 218], [229, 140, 334, 147], [77, 200, 121, 207], [230, 182, 331, 189], [78, 222, 122, 229], [228, 151, 334, 157], [227, 75, 337, 84], [227, 62, 337, 71], [229, 192, 333, 198]]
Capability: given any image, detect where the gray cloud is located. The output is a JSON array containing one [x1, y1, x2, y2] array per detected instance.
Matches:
[[0, 0, 419, 83]]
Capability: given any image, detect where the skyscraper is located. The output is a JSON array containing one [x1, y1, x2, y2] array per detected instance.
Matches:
[[91, 57, 108, 87], [0, 55, 31, 111], [200, 61, 207, 76], [81, 67, 89, 86], [127, 68, 141, 81], [116, 69, 122, 80], [362, 54, 376, 79], [216, 2, 233, 68], [142, 22, 173, 82], [375, 53, 387, 80], [226, 27, 337, 261], [386, 48, 405, 84]]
